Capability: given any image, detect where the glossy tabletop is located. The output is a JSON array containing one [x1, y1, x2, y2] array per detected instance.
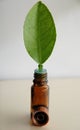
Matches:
[[0, 78, 80, 130]]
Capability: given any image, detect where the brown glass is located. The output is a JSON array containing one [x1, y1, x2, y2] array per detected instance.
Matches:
[[31, 71, 49, 126]]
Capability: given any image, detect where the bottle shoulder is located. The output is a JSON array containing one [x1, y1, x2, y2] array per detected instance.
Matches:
[[31, 84, 49, 89]]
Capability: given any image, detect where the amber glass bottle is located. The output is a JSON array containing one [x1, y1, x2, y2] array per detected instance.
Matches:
[[31, 69, 49, 126]]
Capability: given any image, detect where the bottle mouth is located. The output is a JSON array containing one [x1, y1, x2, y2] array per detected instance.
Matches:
[[34, 111, 49, 125], [33, 70, 48, 86], [34, 68, 47, 74], [31, 106, 49, 126]]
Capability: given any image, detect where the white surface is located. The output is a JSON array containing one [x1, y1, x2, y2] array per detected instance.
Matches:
[[0, 78, 80, 130], [0, 0, 80, 79]]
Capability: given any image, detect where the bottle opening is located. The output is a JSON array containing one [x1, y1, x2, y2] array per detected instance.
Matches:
[[31, 106, 49, 126], [34, 111, 49, 125]]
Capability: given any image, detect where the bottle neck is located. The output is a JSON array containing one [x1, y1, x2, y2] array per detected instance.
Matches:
[[33, 70, 47, 86]]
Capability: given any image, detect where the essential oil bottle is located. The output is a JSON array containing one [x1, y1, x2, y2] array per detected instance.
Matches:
[[31, 69, 49, 126]]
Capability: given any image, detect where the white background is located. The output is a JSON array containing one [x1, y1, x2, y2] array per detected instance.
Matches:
[[0, 0, 80, 79]]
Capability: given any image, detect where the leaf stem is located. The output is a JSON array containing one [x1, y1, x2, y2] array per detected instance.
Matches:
[[38, 64, 43, 71]]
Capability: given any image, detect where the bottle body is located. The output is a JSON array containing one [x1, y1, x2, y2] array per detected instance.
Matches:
[[31, 70, 49, 126]]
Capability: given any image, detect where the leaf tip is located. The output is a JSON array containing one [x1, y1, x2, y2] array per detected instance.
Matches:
[[37, 1, 43, 6]]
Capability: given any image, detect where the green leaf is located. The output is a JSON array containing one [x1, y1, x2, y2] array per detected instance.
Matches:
[[23, 1, 56, 64]]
